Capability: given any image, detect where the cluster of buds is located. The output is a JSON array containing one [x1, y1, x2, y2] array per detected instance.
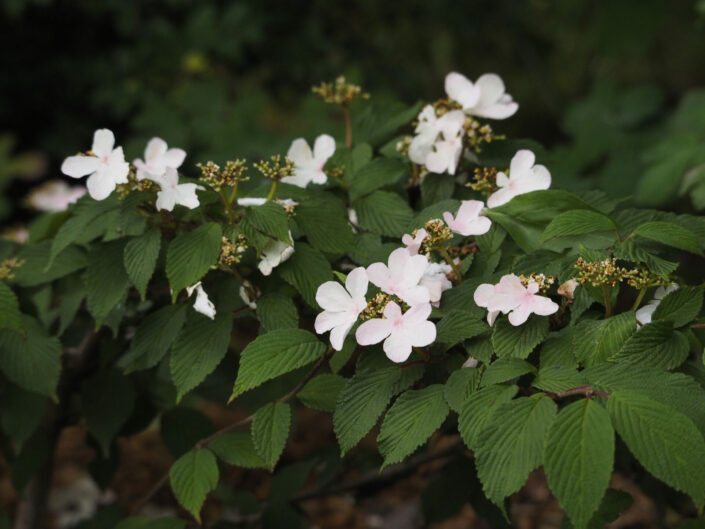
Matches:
[[574, 257, 631, 287], [273, 198, 298, 215], [253, 155, 295, 182], [463, 118, 502, 153], [116, 170, 157, 198], [519, 273, 555, 294], [219, 235, 248, 266], [622, 267, 671, 290], [360, 292, 392, 320], [396, 136, 412, 156], [197, 159, 248, 191], [325, 165, 345, 181], [420, 219, 453, 254], [0, 258, 24, 281], [467, 166, 499, 194], [312, 76, 369, 105]]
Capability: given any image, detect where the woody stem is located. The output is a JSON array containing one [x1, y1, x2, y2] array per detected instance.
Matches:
[[602, 285, 612, 318], [343, 104, 353, 148], [439, 247, 462, 283]]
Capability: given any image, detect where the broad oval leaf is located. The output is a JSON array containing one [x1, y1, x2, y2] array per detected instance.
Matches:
[[169, 448, 219, 522], [166, 223, 222, 297], [252, 402, 291, 470]]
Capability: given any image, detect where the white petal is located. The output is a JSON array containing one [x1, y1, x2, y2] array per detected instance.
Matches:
[[404, 254, 430, 287], [529, 295, 559, 316], [329, 318, 355, 351], [61, 156, 99, 178], [313, 134, 336, 162], [315, 310, 353, 334], [316, 281, 353, 311], [402, 303, 432, 324], [345, 267, 369, 302], [400, 285, 431, 306], [475, 73, 506, 108], [383, 301, 403, 321], [145, 137, 167, 161], [91, 129, 115, 158], [383, 332, 413, 363], [287, 138, 313, 165], [155, 189, 176, 212], [473, 101, 519, 120], [509, 150, 536, 179], [486, 188, 515, 209], [409, 134, 434, 165], [444, 72, 480, 110], [164, 148, 187, 169], [355, 318, 392, 346], [86, 173, 115, 201], [193, 285, 216, 319], [174, 183, 201, 209], [473, 284, 496, 308], [237, 197, 268, 207], [366, 262, 391, 290], [406, 320, 436, 348], [508, 305, 532, 326]]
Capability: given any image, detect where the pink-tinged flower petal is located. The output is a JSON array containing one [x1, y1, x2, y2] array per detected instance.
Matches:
[[329, 318, 355, 351], [313, 134, 336, 161], [487, 310, 499, 326], [355, 318, 392, 346], [457, 200, 483, 220], [528, 295, 559, 316], [315, 310, 353, 334], [425, 139, 462, 175], [438, 111, 466, 139], [474, 102, 518, 120], [495, 171, 509, 187], [402, 303, 432, 325], [445, 72, 481, 110], [164, 148, 187, 169], [401, 285, 431, 306], [383, 332, 413, 363], [366, 262, 390, 290], [91, 129, 115, 158], [407, 320, 436, 348], [145, 137, 167, 161], [387, 248, 409, 278], [404, 254, 430, 286], [287, 138, 313, 165], [486, 187, 513, 208], [105, 147, 129, 183], [474, 284, 496, 308], [464, 216, 492, 236], [316, 281, 352, 311], [61, 156, 100, 178], [508, 305, 532, 326], [382, 301, 403, 321], [345, 267, 368, 301], [86, 173, 115, 201], [509, 149, 535, 179]]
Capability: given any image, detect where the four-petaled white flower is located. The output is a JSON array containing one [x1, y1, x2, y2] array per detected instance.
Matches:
[[314, 267, 369, 351], [133, 137, 186, 181], [367, 247, 430, 306], [26, 180, 86, 212], [61, 128, 130, 201], [423, 111, 466, 175], [445, 72, 518, 119], [186, 282, 216, 319], [487, 149, 551, 208], [258, 232, 295, 276], [419, 262, 453, 306], [402, 228, 427, 255], [636, 284, 679, 326], [282, 134, 336, 188], [474, 273, 558, 326], [443, 200, 491, 236], [151, 168, 203, 212], [355, 302, 436, 363]]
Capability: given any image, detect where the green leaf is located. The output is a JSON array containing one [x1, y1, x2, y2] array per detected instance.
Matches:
[[407, 199, 459, 231], [0, 384, 47, 451], [377, 385, 449, 467], [160, 408, 214, 459], [114, 517, 186, 529], [634, 221, 702, 255], [492, 315, 549, 359], [436, 311, 489, 346], [475, 394, 557, 509], [440, 277, 494, 319], [532, 365, 587, 393], [421, 173, 455, 208], [296, 373, 346, 412], [0, 282, 22, 333], [278, 243, 332, 308], [652, 287, 703, 328], [353, 190, 413, 237], [209, 431, 266, 468], [241, 202, 290, 243], [166, 223, 222, 298], [481, 358, 536, 387], [607, 390, 705, 509], [296, 195, 353, 254], [349, 157, 406, 201], [542, 210, 617, 241], [231, 329, 326, 399], [612, 321, 689, 370], [83, 240, 130, 328], [169, 448, 219, 522], [124, 227, 161, 300], [573, 311, 635, 367], [613, 240, 679, 277], [252, 402, 291, 469], [444, 367, 480, 413], [81, 369, 136, 456], [118, 305, 187, 372], [0, 316, 61, 398], [334, 358, 423, 454], [458, 384, 518, 451], [13, 242, 87, 287], [170, 313, 233, 401], [544, 399, 614, 529], [255, 292, 298, 332], [561, 489, 633, 529]]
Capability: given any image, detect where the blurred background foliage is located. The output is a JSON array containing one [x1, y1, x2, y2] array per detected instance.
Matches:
[[2, 0, 705, 221]]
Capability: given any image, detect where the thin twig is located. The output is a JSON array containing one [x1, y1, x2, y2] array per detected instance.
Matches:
[[545, 385, 610, 399]]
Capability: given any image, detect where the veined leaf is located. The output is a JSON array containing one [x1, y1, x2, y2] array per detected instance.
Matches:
[[612, 321, 689, 370], [166, 223, 222, 298], [124, 227, 161, 300], [209, 431, 266, 469], [0, 282, 22, 333], [279, 242, 332, 308], [241, 202, 290, 243], [169, 449, 219, 522], [252, 402, 291, 470], [436, 311, 489, 346], [492, 315, 549, 359], [296, 373, 346, 412], [652, 287, 703, 328], [444, 367, 480, 413], [354, 190, 413, 237], [573, 311, 635, 367], [83, 240, 130, 328], [295, 194, 354, 254], [542, 210, 617, 241], [255, 292, 298, 333], [481, 358, 536, 387], [634, 221, 702, 255], [349, 157, 407, 201], [458, 384, 518, 451]]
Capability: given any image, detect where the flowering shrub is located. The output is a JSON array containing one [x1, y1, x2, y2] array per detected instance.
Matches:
[[2, 72, 705, 528]]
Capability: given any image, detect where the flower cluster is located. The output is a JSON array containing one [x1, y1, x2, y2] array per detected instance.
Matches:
[[474, 274, 559, 326], [312, 76, 369, 105], [25, 180, 86, 212], [573, 257, 631, 287], [197, 159, 248, 191]]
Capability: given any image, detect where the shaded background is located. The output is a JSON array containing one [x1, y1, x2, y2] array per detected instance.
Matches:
[[3, 0, 705, 224]]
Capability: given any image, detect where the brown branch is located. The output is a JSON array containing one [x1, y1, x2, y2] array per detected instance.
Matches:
[[691, 322, 705, 329], [545, 385, 610, 399]]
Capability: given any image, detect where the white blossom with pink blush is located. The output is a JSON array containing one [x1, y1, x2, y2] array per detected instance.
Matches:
[[445, 72, 518, 120], [61, 129, 129, 201], [133, 137, 186, 181], [355, 302, 436, 363], [424, 110, 466, 175], [487, 150, 551, 208], [474, 273, 558, 326], [26, 180, 86, 212], [419, 262, 452, 306], [281, 134, 336, 188], [366, 248, 430, 306], [401, 228, 427, 255], [442, 200, 491, 236], [151, 168, 203, 212], [314, 267, 369, 351]]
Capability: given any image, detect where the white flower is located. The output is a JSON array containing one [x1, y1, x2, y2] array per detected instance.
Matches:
[[133, 137, 186, 180], [462, 356, 479, 368], [314, 267, 369, 351], [237, 197, 267, 207], [275, 198, 299, 211], [355, 302, 436, 363], [557, 279, 579, 301], [401, 228, 427, 255], [61, 128, 129, 200], [186, 282, 216, 319], [487, 150, 551, 208], [474, 273, 558, 326], [367, 248, 431, 306], [258, 232, 295, 276], [445, 72, 518, 119], [442, 200, 491, 236], [26, 180, 86, 212], [239, 281, 258, 310], [423, 111, 466, 175], [409, 105, 442, 165], [151, 167, 203, 211], [636, 284, 679, 326], [281, 134, 336, 188], [420, 262, 453, 306]]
